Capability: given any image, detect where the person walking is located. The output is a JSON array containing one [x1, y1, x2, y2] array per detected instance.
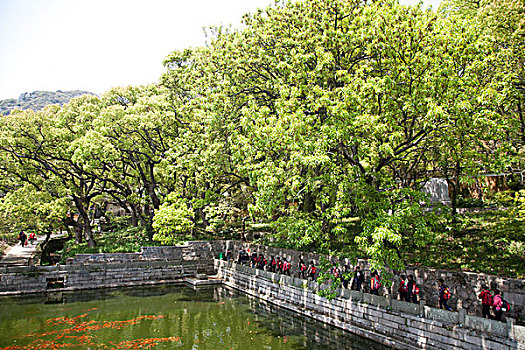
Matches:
[[307, 261, 317, 281], [341, 264, 351, 289], [492, 289, 504, 321], [258, 254, 267, 270], [18, 231, 27, 247], [298, 258, 307, 279], [438, 279, 452, 311], [370, 271, 381, 295], [277, 257, 283, 274], [283, 258, 291, 275], [351, 265, 364, 291], [478, 285, 493, 319], [28, 232, 37, 245], [398, 275, 408, 301], [269, 256, 277, 272], [407, 275, 418, 303]]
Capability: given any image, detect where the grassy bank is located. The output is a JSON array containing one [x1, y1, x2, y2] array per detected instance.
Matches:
[[403, 209, 524, 278], [58, 226, 160, 263]]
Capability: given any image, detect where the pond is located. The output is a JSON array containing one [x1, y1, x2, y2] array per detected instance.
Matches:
[[0, 285, 392, 350]]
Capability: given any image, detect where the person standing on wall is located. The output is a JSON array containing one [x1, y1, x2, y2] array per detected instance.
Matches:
[[438, 278, 452, 311], [478, 285, 493, 319]]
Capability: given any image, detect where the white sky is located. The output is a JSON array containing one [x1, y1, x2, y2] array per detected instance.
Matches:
[[0, 0, 441, 100]]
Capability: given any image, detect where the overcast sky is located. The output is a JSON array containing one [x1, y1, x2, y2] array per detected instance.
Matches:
[[0, 0, 441, 100]]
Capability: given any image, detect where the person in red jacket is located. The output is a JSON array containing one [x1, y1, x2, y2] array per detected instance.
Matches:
[[398, 275, 408, 301], [28, 232, 37, 245], [298, 258, 307, 279], [370, 271, 382, 295], [277, 257, 283, 274], [307, 261, 317, 281], [282, 258, 291, 276], [269, 256, 277, 272], [478, 285, 493, 319]]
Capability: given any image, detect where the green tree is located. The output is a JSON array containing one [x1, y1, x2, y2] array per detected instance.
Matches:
[[0, 97, 105, 247]]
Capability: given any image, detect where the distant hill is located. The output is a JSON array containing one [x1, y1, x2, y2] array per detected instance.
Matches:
[[0, 90, 95, 116]]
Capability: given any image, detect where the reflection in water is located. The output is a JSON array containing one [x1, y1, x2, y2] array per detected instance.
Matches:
[[0, 285, 392, 350]]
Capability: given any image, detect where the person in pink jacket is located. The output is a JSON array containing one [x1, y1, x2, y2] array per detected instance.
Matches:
[[492, 289, 503, 321]]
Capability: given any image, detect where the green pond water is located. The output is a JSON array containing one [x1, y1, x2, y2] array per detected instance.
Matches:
[[0, 285, 392, 350]]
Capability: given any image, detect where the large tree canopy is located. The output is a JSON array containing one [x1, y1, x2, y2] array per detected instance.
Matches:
[[0, 0, 521, 276]]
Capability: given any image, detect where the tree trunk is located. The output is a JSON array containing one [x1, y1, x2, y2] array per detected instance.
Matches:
[[445, 161, 461, 217], [83, 219, 96, 248], [130, 207, 139, 227], [301, 192, 315, 213], [241, 217, 247, 242], [39, 229, 53, 265], [73, 196, 96, 248], [518, 98, 525, 144], [75, 226, 83, 244], [148, 183, 160, 210], [195, 207, 209, 227]]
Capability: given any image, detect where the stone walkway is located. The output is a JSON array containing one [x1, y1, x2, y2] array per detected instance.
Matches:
[[0, 234, 60, 266]]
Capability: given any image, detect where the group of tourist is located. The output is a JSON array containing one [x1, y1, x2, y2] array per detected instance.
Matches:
[[226, 249, 511, 322], [236, 250, 318, 279], [478, 285, 509, 321], [17, 231, 36, 247]]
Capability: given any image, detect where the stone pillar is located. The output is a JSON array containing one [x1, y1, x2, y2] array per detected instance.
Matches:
[[386, 294, 392, 311], [458, 308, 466, 325], [419, 300, 426, 317], [506, 317, 515, 338]]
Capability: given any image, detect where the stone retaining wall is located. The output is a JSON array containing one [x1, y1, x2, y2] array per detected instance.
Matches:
[[0, 244, 214, 295], [216, 259, 525, 350], [206, 240, 525, 320]]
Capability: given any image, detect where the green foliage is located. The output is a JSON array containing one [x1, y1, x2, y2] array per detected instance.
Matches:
[[456, 195, 484, 209], [152, 194, 195, 244], [514, 190, 525, 221], [485, 190, 516, 207], [0, 0, 522, 279], [403, 210, 525, 278], [317, 256, 342, 300], [271, 213, 323, 250], [0, 185, 68, 237], [59, 226, 155, 263]]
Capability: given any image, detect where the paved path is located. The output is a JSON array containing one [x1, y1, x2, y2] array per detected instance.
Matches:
[[0, 234, 61, 266]]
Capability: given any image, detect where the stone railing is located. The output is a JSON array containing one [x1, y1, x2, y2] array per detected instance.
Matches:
[[216, 259, 525, 350]]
